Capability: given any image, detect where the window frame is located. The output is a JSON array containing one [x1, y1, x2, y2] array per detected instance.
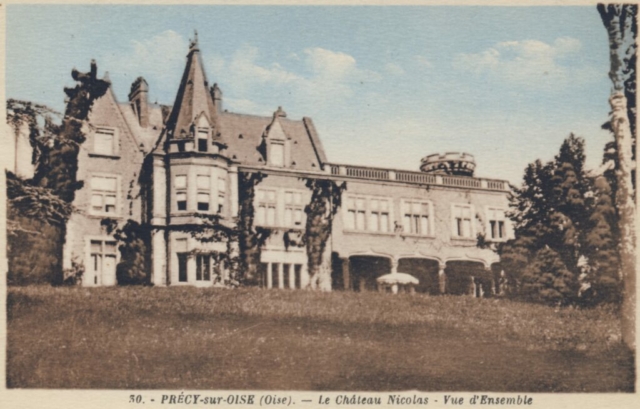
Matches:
[[451, 203, 475, 239], [485, 206, 508, 242], [284, 190, 306, 229], [269, 140, 285, 167], [196, 174, 211, 213], [343, 194, 393, 234], [89, 174, 119, 216], [255, 188, 278, 227], [91, 127, 118, 157], [86, 236, 119, 286], [197, 127, 209, 152], [175, 174, 188, 212], [400, 199, 434, 237]]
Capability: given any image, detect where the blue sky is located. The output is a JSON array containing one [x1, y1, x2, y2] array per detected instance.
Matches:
[[6, 5, 613, 183]]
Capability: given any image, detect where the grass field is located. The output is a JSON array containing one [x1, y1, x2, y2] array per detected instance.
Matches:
[[6, 286, 635, 391]]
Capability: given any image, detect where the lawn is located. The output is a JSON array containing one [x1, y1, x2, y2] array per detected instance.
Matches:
[[6, 286, 635, 391]]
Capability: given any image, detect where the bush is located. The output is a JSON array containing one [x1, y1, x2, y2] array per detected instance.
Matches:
[[7, 213, 62, 285]]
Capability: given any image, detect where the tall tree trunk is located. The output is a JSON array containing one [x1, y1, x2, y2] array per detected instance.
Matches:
[[598, 4, 637, 351], [609, 92, 637, 351]]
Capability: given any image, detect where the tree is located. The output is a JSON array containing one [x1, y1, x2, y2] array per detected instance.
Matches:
[[51, 61, 109, 284], [303, 178, 346, 290], [520, 247, 576, 305], [6, 99, 60, 174], [5, 101, 67, 285], [103, 219, 151, 286], [236, 171, 271, 285], [497, 135, 595, 304], [583, 176, 621, 304], [598, 3, 637, 350], [548, 135, 591, 278], [34, 60, 110, 202]]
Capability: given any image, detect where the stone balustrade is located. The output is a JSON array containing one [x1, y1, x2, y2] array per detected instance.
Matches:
[[325, 162, 508, 191]]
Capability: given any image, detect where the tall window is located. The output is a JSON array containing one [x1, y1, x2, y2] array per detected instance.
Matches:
[[197, 128, 209, 152], [89, 240, 117, 285], [94, 128, 116, 156], [369, 198, 391, 232], [453, 204, 473, 238], [487, 208, 506, 240], [402, 200, 430, 236], [177, 254, 188, 282], [176, 238, 188, 282], [90, 176, 117, 215], [284, 191, 304, 227], [271, 263, 280, 288], [345, 197, 366, 231], [217, 177, 226, 214], [270, 141, 285, 167], [196, 175, 210, 212], [256, 189, 277, 226], [175, 175, 187, 211], [196, 254, 211, 281]]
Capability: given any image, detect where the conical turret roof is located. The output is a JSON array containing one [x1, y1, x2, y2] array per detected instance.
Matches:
[[165, 32, 218, 139]]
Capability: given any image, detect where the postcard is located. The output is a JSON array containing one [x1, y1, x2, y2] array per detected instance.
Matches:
[[0, 1, 638, 408]]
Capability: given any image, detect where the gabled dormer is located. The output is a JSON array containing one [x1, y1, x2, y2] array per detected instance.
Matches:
[[262, 106, 291, 167]]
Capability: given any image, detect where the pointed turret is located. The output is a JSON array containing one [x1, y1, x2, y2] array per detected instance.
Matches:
[[165, 30, 218, 140]]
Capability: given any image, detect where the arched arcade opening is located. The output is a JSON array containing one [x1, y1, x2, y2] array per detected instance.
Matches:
[[348, 255, 392, 292], [444, 260, 490, 297], [397, 258, 439, 295]]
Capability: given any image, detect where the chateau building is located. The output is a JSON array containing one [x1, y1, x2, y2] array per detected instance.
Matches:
[[63, 37, 512, 295]]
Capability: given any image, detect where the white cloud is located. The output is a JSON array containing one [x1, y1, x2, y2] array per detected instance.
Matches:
[[208, 45, 381, 113], [453, 37, 599, 89], [415, 55, 433, 69], [385, 62, 405, 76]]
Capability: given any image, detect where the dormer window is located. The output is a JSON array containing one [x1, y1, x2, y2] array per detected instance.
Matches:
[[270, 140, 285, 167], [197, 128, 209, 152]]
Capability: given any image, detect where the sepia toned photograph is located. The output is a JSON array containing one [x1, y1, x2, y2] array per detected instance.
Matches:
[[1, 1, 637, 396]]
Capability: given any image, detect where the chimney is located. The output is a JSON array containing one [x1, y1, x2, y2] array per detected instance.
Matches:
[[129, 77, 149, 128], [211, 83, 223, 113]]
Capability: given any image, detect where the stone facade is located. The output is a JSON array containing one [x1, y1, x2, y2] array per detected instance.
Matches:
[[63, 38, 512, 295]]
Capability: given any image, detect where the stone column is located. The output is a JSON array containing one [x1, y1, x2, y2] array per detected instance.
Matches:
[[342, 258, 351, 290], [277, 263, 284, 289], [302, 264, 310, 289], [187, 254, 196, 284], [390, 258, 399, 294], [266, 262, 273, 289], [438, 263, 447, 294], [62, 217, 74, 271], [151, 229, 167, 286]]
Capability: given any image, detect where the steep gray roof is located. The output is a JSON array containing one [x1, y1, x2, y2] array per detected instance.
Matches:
[[217, 112, 326, 171]]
